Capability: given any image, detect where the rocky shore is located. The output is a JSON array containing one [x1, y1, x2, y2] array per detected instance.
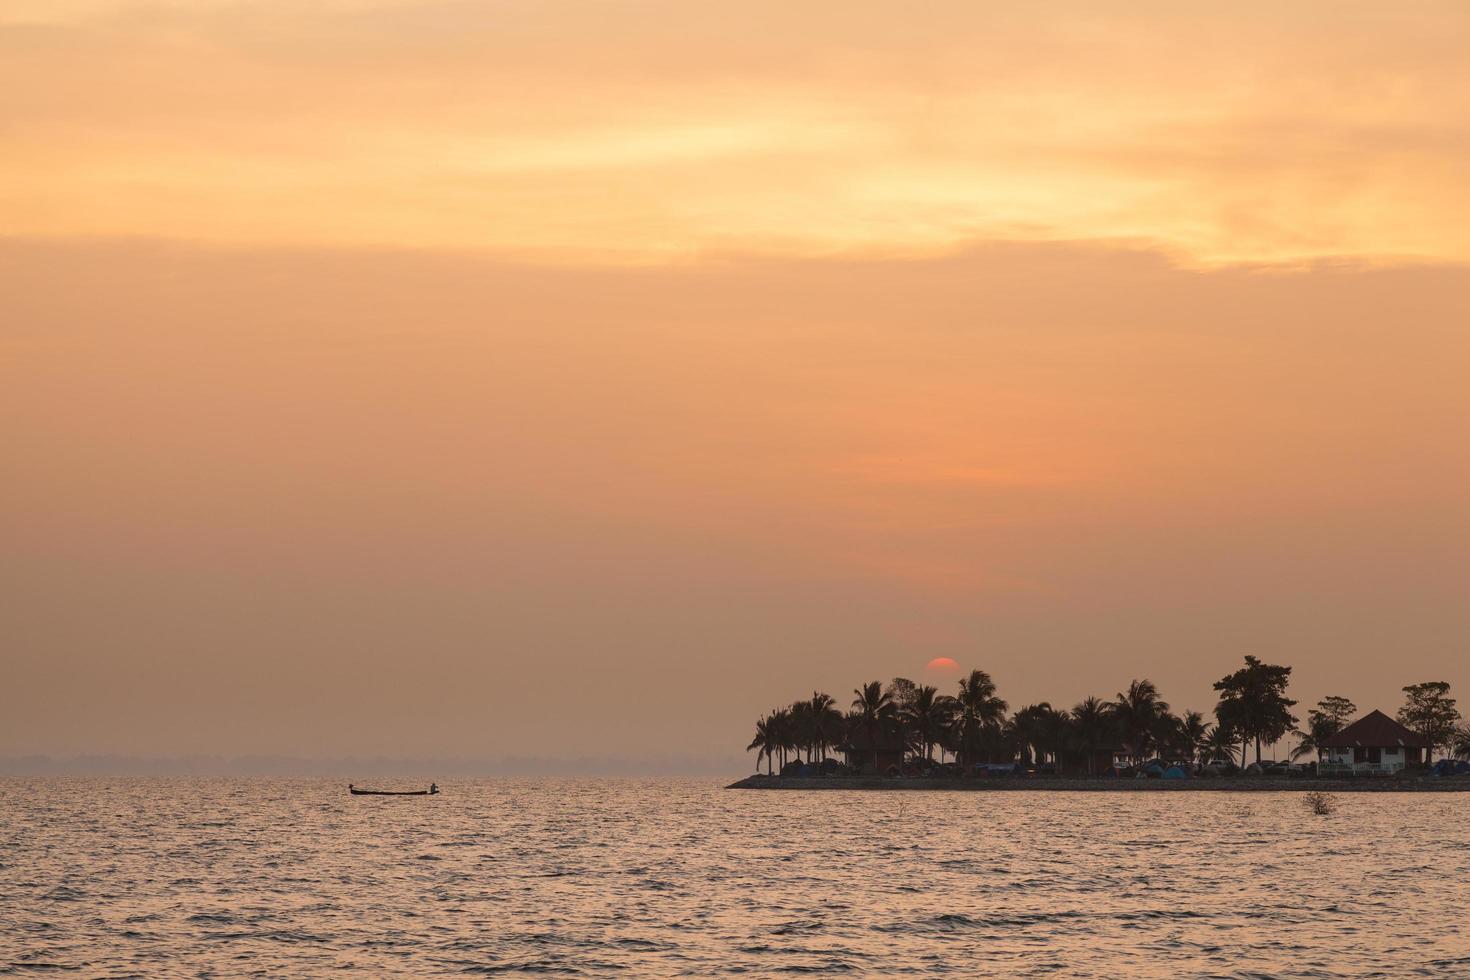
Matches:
[[727, 774, 1470, 792]]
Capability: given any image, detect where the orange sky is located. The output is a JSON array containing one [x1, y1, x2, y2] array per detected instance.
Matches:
[[6, 1, 1470, 265], [2, 2, 1468, 768]]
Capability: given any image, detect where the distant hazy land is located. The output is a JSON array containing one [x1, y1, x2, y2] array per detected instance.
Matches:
[[0, 754, 742, 778]]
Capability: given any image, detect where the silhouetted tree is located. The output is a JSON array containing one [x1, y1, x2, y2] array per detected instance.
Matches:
[[1148, 710, 1184, 762], [1291, 695, 1356, 761], [851, 681, 896, 772], [1398, 682, 1461, 764], [1011, 703, 1057, 767], [805, 692, 843, 762], [746, 715, 776, 774], [954, 669, 1008, 768], [1177, 711, 1209, 766], [1201, 723, 1238, 765], [887, 678, 922, 762], [788, 699, 814, 762], [1316, 695, 1357, 729], [768, 706, 797, 769], [1038, 705, 1072, 772], [1212, 657, 1297, 764], [1112, 680, 1169, 763], [1069, 696, 1115, 776], [904, 685, 957, 763], [1452, 724, 1470, 762]]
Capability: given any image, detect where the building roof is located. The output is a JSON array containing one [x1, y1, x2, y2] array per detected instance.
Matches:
[[1319, 709, 1430, 749]]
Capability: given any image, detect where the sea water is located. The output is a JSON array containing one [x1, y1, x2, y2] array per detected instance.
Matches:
[[2, 777, 1467, 977]]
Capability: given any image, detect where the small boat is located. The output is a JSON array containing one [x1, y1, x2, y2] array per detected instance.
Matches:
[[349, 783, 439, 796]]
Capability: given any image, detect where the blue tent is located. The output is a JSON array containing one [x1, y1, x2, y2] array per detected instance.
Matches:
[[1163, 765, 1190, 779]]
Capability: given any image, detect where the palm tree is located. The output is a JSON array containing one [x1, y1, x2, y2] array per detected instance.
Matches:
[[1201, 724, 1238, 765], [1178, 711, 1209, 766], [806, 692, 843, 762], [1148, 711, 1183, 763], [1291, 696, 1357, 761], [852, 680, 895, 723], [1034, 707, 1062, 772], [1011, 703, 1055, 767], [746, 715, 775, 774], [889, 682, 919, 764], [904, 685, 956, 763], [937, 718, 959, 764], [1452, 724, 1470, 762], [768, 706, 797, 770], [1069, 696, 1114, 776], [851, 681, 896, 772], [788, 699, 814, 763], [1290, 712, 1336, 762], [954, 669, 1008, 768], [1113, 679, 1169, 764]]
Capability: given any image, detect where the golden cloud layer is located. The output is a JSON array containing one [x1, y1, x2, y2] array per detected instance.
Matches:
[[3, 1, 1468, 264]]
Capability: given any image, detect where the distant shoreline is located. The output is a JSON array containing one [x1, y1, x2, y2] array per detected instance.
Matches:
[[726, 775, 1470, 792]]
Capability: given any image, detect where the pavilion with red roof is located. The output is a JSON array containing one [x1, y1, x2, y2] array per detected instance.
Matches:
[[1318, 710, 1429, 775]]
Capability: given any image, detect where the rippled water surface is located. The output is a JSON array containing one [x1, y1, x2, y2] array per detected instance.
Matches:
[[3, 778, 1469, 977]]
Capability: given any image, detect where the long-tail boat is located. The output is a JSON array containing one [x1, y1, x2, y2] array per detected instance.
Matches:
[[349, 783, 439, 796]]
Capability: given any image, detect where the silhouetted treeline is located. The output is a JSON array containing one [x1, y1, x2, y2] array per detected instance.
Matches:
[[746, 659, 1468, 775]]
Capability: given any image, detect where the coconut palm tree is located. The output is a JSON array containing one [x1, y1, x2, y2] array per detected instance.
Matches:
[[1178, 711, 1209, 766], [851, 680, 896, 772], [1453, 724, 1470, 761], [1113, 679, 1169, 764], [1011, 703, 1055, 767], [767, 706, 797, 770], [1147, 711, 1183, 763], [746, 715, 775, 774], [954, 669, 1009, 768], [806, 692, 843, 762], [852, 680, 895, 723], [788, 699, 814, 762], [1200, 723, 1238, 765], [888, 680, 921, 763], [1069, 696, 1114, 776], [1291, 697, 1356, 761], [937, 718, 959, 764], [1013, 703, 1072, 772], [904, 685, 956, 763]]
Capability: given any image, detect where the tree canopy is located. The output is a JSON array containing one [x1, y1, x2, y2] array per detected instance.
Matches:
[[746, 662, 1449, 776], [1398, 682, 1461, 761], [1292, 695, 1356, 761], [1211, 656, 1297, 764]]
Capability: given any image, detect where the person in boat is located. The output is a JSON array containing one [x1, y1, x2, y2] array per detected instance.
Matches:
[[429, 783, 438, 794]]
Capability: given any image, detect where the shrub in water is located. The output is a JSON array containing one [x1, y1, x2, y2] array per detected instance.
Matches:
[[1303, 791, 1335, 816]]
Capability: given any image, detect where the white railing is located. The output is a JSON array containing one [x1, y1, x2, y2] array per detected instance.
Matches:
[[1317, 761, 1403, 776]]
